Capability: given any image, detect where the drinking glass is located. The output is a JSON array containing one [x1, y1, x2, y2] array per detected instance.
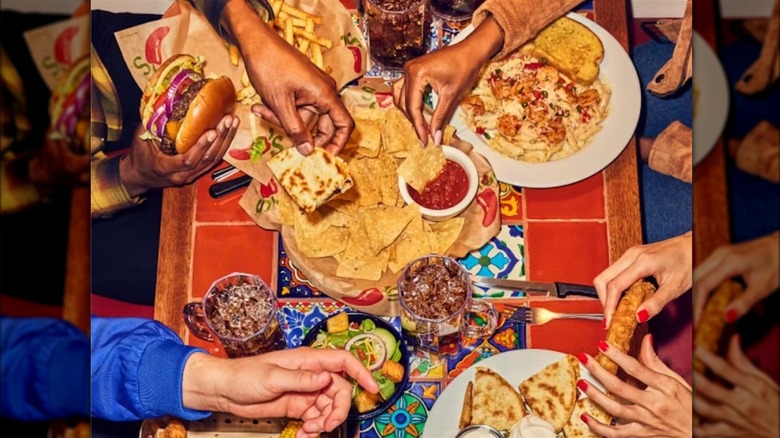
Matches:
[[427, 0, 484, 50], [183, 272, 286, 358], [363, 0, 427, 72], [398, 255, 497, 356]]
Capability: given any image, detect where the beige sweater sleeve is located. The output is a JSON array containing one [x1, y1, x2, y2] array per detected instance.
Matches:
[[649, 121, 692, 183], [736, 121, 779, 184], [472, 0, 584, 59]]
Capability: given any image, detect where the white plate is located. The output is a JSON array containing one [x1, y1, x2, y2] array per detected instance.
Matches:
[[692, 31, 729, 165], [445, 13, 641, 188], [423, 349, 603, 437]]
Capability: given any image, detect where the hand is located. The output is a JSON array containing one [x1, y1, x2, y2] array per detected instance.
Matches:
[[224, 0, 353, 156], [183, 347, 379, 438], [392, 17, 504, 145], [693, 335, 779, 438], [594, 232, 692, 326], [693, 231, 779, 325], [577, 335, 692, 438], [27, 128, 90, 186], [119, 116, 238, 198]]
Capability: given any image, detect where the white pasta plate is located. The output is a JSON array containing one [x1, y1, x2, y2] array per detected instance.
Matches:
[[443, 12, 641, 188], [692, 31, 728, 166]]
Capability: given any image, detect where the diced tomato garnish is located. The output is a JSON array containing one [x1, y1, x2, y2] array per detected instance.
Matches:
[[476, 126, 485, 135], [533, 91, 542, 100], [524, 62, 543, 70]]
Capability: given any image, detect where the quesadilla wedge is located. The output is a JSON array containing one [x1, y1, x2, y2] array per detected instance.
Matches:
[[519, 354, 579, 431], [267, 147, 353, 214], [471, 367, 525, 431]]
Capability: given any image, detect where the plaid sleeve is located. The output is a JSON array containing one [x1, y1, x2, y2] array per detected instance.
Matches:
[[0, 156, 42, 215], [91, 153, 143, 218]]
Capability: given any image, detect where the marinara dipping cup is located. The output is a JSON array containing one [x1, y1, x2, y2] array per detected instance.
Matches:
[[398, 145, 479, 222]]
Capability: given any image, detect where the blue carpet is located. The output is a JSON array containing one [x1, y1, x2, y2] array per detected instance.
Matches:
[[720, 41, 780, 243], [631, 42, 693, 244]]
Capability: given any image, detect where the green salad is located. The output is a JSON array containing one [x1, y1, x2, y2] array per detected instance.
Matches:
[[310, 313, 404, 413]]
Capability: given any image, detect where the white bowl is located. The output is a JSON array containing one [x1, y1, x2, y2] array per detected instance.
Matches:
[[398, 145, 479, 222]]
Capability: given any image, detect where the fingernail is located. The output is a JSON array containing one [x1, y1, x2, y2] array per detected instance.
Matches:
[[207, 132, 217, 142], [577, 380, 589, 392], [298, 142, 313, 155], [637, 309, 650, 323], [225, 118, 232, 128], [434, 129, 443, 145], [580, 414, 589, 424], [577, 352, 589, 365], [602, 319, 608, 330], [597, 340, 608, 352], [647, 333, 654, 346], [725, 309, 737, 323]]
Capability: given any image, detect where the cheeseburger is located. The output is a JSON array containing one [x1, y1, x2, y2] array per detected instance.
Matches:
[[49, 55, 90, 153], [140, 54, 236, 155]]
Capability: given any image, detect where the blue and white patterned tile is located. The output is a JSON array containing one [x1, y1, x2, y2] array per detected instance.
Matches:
[[277, 238, 323, 299], [359, 382, 437, 438], [459, 225, 526, 298]]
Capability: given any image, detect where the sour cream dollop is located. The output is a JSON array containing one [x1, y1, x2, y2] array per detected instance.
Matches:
[[509, 415, 557, 438]]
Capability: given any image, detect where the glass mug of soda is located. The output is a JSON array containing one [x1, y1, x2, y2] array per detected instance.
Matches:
[[183, 272, 286, 358], [398, 255, 498, 356], [363, 0, 427, 72]]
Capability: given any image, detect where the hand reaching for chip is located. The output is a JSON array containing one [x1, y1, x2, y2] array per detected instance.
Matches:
[[692, 231, 780, 325], [392, 16, 504, 145], [222, 0, 354, 156], [693, 335, 779, 438], [577, 335, 693, 438]]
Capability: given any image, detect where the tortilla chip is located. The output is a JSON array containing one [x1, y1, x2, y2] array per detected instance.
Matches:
[[366, 151, 400, 206], [381, 107, 418, 158], [388, 210, 431, 273], [362, 205, 418, 255], [428, 217, 465, 254], [267, 147, 353, 214], [353, 108, 386, 121], [275, 188, 297, 226], [341, 158, 382, 206], [347, 119, 382, 158], [336, 219, 390, 281], [442, 125, 457, 145], [397, 141, 446, 193], [295, 225, 349, 258]]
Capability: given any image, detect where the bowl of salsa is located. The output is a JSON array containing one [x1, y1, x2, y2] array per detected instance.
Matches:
[[398, 145, 479, 221]]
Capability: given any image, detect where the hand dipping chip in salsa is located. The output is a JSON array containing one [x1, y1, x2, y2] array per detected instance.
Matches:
[[398, 144, 479, 221]]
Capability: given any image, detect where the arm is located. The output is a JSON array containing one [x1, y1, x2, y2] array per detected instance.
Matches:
[[0, 317, 89, 421], [90, 316, 210, 421], [640, 120, 692, 183]]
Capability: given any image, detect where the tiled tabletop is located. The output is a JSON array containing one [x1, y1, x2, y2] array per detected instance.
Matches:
[[155, 1, 641, 436]]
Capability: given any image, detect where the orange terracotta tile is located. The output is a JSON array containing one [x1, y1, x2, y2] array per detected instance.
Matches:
[[527, 299, 604, 357], [191, 225, 277, 300], [524, 173, 605, 219], [195, 163, 253, 223], [526, 221, 609, 285]]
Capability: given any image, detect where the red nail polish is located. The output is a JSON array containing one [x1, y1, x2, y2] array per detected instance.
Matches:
[[637, 309, 650, 323], [598, 340, 608, 352], [577, 352, 589, 365], [725, 309, 737, 323], [577, 380, 589, 392], [647, 333, 654, 346], [580, 414, 589, 424]]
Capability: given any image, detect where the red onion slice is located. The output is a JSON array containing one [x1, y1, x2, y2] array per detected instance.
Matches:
[[344, 333, 386, 372], [165, 69, 199, 115], [147, 104, 168, 138]]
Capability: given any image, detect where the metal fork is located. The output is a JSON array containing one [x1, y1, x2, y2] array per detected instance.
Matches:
[[502, 305, 604, 325]]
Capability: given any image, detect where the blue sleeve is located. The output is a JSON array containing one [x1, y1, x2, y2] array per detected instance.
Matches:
[[1, 316, 89, 421], [90, 316, 210, 421]]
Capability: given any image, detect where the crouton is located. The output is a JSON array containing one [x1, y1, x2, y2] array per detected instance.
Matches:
[[327, 312, 349, 334], [381, 360, 405, 383], [355, 389, 381, 413]]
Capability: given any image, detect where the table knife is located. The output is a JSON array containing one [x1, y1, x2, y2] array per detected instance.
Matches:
[[469, 276, 598, 298], [209, 174, 252, 198]]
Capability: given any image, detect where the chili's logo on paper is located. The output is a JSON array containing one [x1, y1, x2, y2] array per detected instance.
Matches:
[[42, 26, 80, 78], [132, 26, 170, 78]]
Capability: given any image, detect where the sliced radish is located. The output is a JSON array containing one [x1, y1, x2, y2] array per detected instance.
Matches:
[[345, 333, 386, 372]]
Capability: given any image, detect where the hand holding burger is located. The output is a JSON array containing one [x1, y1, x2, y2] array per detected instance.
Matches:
[[118, 54, 239, 198]]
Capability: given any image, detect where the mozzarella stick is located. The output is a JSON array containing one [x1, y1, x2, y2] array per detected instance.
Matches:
[[693, 280, 742, 373], [596, 280, 655, 374]]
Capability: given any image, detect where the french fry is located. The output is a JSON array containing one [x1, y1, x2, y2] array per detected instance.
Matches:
[[293, 29, 333, 49], [281, 3, 323, 24], [284, 18, 294, 45], [236, 85, 257, 102], [305, 17, 314, 33], [311, 42, 323, 69], [241, 70, 250, 88], [271, 0, 283, 18], [229, 44, 240, 66], [298, 36, 310, 55]]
